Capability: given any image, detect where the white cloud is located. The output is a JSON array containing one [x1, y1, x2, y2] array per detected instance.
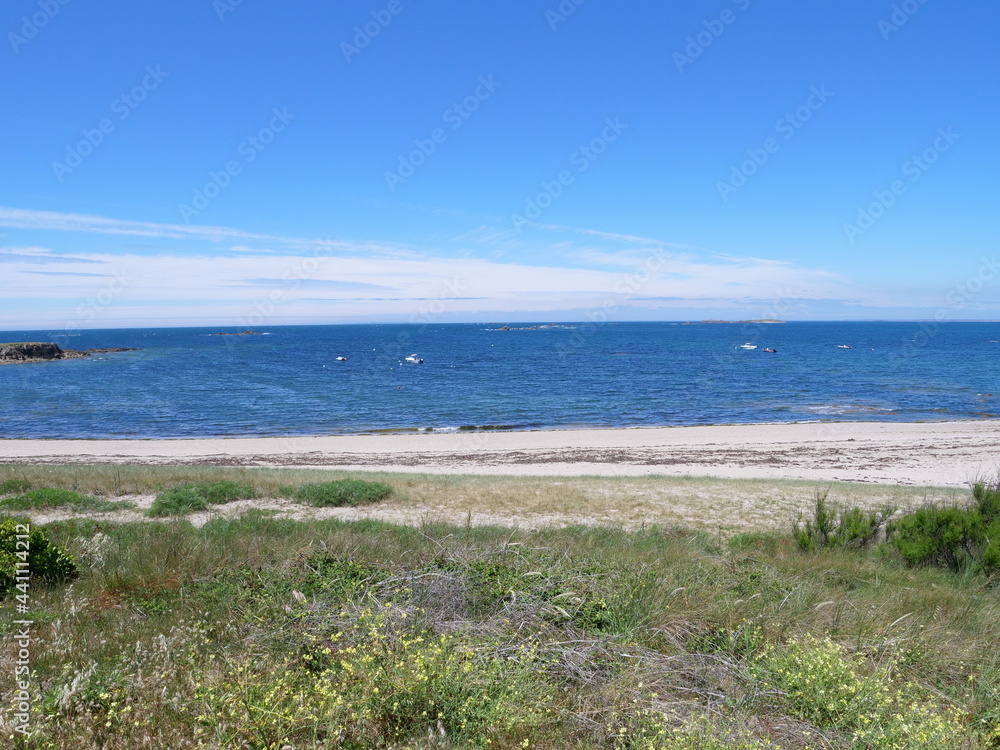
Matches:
[[0, 206, 944, 328]]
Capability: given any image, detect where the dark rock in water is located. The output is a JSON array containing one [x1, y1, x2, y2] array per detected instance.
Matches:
[[0, 342, 64, 362], [0, 342, 141, 365]]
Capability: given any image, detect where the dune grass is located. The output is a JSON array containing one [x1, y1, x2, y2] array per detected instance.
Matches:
[[288, 478, 393, 507], [1, 504, 998, 748], [147, 480, 257, 517], [0, 463, 966, 535], [0, 488, 129, 514]]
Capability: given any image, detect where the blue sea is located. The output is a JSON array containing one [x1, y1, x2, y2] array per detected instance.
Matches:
[[0, 322, 997, 439]]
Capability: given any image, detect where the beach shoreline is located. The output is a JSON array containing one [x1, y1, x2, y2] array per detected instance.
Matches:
[[2, 419, 997, 487]]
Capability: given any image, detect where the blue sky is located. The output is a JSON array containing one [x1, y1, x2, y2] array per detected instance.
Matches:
[[1, 0, 998, 329]]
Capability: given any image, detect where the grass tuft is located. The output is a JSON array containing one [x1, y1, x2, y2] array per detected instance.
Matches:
[[0, 488, 127, 513], [0, 478, 31, 495], [290, 479, 393, 507], [147, 481, 257, 517]]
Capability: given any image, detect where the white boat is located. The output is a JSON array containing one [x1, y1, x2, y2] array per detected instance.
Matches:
[[335, 356, 348, 361], [404, 354, 424, 364], [837, 345, 852, 349], [740, 343, 757, 350]]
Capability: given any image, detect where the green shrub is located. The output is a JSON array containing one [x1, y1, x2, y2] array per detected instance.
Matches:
[[974, 481, 1000, 524], [149, 486, 208, 517], [0, 518, 77, 596], [148, 481, 256, 517], [0, 488, 123, 513], [889, 506, 986, 572], [292, 479, 392, 508], [196, 480, 257, 504], [984, 520, 1000, 573], [0, 478, 31, 495], [794, 494, 892, 552]]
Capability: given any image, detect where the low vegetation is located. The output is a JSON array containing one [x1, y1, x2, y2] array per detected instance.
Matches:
[[798, 480, 1000, 577], [288, 478, 393, 507], [147, 481, 257, 517], [0, 517, 77, 596], [0, 489, 128, 514], [0, 463, 968, 535], [0, 469, 998, 748]]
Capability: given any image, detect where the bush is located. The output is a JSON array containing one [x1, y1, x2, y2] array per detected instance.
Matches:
[[973, 480, 1000, 524], [0, 518, 77, 596], [292, 479, 392, 508], [148, 482, 256, 517], [889, 506, 987, 573], [196, 480, 257, 504], [0, 488, 123, 513], [793, 494, 893, 552]]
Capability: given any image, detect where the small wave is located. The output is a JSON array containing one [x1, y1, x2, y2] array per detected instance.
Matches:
[[801, 404, 897, 416]]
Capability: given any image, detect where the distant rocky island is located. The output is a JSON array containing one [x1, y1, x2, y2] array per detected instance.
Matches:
[[0, 342, 141, 365], [490, 324, 577, 331], [682, 319, 786, 325]]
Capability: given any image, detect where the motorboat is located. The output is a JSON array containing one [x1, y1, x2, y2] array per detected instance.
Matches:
[[404, 354, 424, 364], [762, 347, 777, 353], [740, 343, 757, 350], [335, 356, 348, 361], [837, 345, 852, 349]]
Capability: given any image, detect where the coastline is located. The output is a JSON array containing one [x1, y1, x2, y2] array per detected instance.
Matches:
[[2, 419, 997, 487]]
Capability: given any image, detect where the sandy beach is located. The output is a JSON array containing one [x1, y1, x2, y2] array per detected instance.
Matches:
[[2, 420, 997, 487]]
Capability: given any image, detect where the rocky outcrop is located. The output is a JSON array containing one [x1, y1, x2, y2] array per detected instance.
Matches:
[[0, 343, 141, 365], [0, 342, 64, 362]]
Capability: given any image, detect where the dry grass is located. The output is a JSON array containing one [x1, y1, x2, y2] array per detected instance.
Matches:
[[0, 464, 965, 535]]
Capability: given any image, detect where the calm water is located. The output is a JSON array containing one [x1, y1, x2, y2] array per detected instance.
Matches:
[[0, 322, 997, 439]]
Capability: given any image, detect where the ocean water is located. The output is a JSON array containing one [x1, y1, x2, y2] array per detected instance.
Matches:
[[0, 322, 997, 439]]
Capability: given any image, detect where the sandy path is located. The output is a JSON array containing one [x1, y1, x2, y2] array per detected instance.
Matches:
[[2, 420, 998, 487]]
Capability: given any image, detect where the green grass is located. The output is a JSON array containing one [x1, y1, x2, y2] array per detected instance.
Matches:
[[0, 478, 31, 495], [0, 488, 128, 513], [147, 481, 257, 517], [3, 507, 998, 749], [289, 478, 393, 507]]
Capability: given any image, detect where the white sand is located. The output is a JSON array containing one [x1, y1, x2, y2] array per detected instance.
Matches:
[[2, 420, 998, 487]]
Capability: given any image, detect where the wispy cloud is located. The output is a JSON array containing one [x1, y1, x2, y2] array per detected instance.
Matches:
[[0, 206, 401, 256], [0, 205, 952, 329]]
